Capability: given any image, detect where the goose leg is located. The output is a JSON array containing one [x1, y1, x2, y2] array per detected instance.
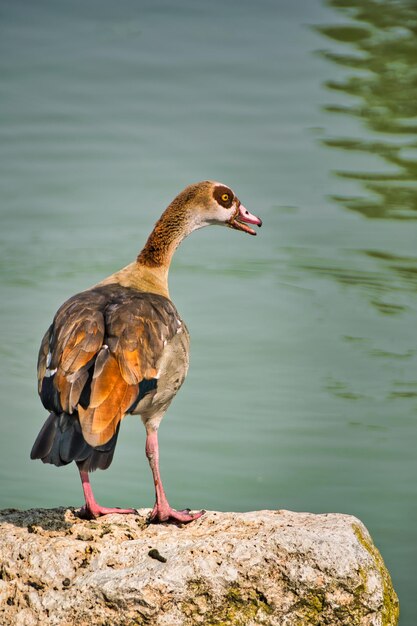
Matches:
[[145, 429, 205, 524], [76, 466, 136, 519]]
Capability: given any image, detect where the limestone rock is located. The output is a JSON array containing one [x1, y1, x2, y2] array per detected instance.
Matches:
[[0, 508, 399, 625]]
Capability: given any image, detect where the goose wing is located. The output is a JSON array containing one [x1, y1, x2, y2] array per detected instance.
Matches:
[[38, 285, 180, 447]]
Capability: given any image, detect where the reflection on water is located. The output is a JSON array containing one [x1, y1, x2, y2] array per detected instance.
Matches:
[[317, 0, 417, 219], [292, 0, 417, 328], [288, 243, 416, 318]]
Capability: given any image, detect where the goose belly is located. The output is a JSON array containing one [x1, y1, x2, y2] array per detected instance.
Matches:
[[132, 325, 190, 427]]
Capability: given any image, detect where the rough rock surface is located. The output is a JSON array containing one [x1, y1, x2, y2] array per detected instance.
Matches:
[[0, 507, 398, 626]]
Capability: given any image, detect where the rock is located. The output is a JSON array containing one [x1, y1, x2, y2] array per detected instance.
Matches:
[[0, 507, 399, 626]]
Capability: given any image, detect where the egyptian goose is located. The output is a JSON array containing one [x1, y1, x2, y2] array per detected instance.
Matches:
[[31, 181, 262, 523]]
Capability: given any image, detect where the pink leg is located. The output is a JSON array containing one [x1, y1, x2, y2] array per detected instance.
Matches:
[[146, 429, 205, 524], [76, 469, 136, 519]]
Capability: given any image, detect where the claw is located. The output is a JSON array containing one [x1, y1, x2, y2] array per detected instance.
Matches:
[[77, 505, 137, 520], [147, 506, 205, 525]]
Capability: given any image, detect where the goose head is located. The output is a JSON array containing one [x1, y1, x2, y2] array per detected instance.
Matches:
[[190, 181, 262, 236]]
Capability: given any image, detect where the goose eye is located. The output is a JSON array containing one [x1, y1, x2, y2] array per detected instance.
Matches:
[[221, 193, 229, 202]]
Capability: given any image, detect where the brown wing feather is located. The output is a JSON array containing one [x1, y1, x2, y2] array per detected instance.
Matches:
[[78, 353, 137, 446], [55, 307, 105, 413], [110, 318, 160, 385], [78, 297, 176, 446], [39, 286, 180, 448], [55, 315, 104, 375], [38, 293, 106, 415]]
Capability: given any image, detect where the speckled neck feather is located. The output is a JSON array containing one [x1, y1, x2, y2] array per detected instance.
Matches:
[[137, 181, 211, 268], [137, 205, 188, 268]]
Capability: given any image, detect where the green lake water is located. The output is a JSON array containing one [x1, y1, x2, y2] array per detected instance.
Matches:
[[1, 0, 416, 622]]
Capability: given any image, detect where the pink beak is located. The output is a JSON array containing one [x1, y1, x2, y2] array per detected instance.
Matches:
[[238, 204, 262, 227], [228, 204, 262, 236]]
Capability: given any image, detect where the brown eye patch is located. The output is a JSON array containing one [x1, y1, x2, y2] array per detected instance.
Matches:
[[213, 185, 234, 208]]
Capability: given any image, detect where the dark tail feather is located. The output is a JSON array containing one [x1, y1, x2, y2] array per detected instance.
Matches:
[[30, 412, 58, 460], [31, 412, 120, 472]]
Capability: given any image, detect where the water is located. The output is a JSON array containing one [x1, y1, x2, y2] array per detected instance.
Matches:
[[1, 0, 416, 622]]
